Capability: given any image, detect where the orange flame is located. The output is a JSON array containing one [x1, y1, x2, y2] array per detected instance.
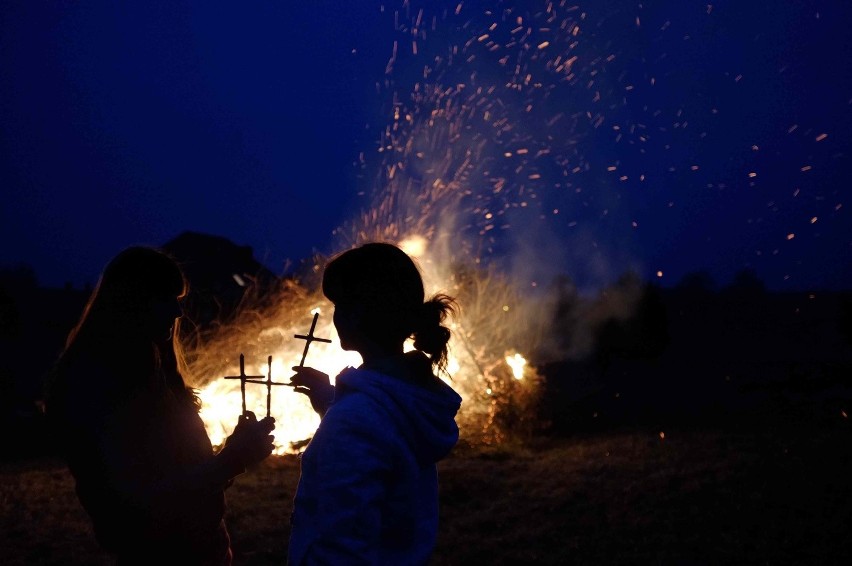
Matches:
[[187, 237, 540, 453]]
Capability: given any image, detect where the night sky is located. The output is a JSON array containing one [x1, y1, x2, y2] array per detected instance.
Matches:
[[2, 1, 851, 293]]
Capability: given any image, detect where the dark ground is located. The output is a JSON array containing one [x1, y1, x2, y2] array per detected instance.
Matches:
[[2, 411, 851, 565]]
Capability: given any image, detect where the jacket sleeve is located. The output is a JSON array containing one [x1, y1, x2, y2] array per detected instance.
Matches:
[[298, 398, 398, 565]]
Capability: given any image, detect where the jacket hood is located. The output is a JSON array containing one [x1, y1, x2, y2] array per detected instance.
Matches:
[[335, 352, 462, 465]]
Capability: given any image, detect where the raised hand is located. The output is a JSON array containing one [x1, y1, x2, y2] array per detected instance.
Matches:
[[221, 410, 276, 472], [289, 366, 334, 416]]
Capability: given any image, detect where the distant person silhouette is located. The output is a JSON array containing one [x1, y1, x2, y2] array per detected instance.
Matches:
[[45, 246, 275, 565], [288, 242, 463, 565]]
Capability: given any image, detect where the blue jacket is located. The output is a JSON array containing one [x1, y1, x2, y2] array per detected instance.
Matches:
[[288, 353, 462, 565]]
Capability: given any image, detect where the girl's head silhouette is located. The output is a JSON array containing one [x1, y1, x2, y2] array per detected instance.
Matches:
[[322, 242, 457, 372], [70, 246, 186, 348], [54, 245, 193, 403]]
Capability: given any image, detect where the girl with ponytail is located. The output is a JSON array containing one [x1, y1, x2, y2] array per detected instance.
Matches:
[[288, 242, 463, 565]]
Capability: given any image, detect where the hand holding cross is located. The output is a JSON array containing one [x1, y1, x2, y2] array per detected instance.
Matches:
[[222, 313, 330, 420]]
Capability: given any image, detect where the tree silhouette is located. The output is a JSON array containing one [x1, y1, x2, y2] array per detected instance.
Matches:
[[724, 268, 767, 301], [675, 270, 717, 297], [594, 274, 670, 366]]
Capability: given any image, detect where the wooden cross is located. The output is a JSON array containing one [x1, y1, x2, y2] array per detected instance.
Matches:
[[294, 311, 331, 367], [243, 355, 291, 418], [223, 353, 264, 418]]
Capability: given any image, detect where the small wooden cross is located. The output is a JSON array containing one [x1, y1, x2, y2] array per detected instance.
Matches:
[[243, 355, 291, 418], [223, 353, 265, 418], [294, 311, 331, 367]]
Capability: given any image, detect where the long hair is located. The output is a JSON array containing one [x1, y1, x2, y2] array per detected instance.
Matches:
[[322, 242, 458, 373], [47, 246, 198, 414]]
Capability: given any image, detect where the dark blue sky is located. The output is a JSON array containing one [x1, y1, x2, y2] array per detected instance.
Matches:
[[2, 1, 850, 292]]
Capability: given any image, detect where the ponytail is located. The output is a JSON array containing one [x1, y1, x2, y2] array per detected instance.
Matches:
[[412, 293, 458, 374]]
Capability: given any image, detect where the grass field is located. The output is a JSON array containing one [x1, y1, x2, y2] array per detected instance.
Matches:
[[3, 415, 851, 566]]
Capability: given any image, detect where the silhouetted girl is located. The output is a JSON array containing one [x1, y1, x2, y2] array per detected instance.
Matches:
[[288, 241, 463, 565], [45, 246, 275, 565]]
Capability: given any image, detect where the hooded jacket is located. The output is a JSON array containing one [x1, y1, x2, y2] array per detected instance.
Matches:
[[288, 352, 462, 565]]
